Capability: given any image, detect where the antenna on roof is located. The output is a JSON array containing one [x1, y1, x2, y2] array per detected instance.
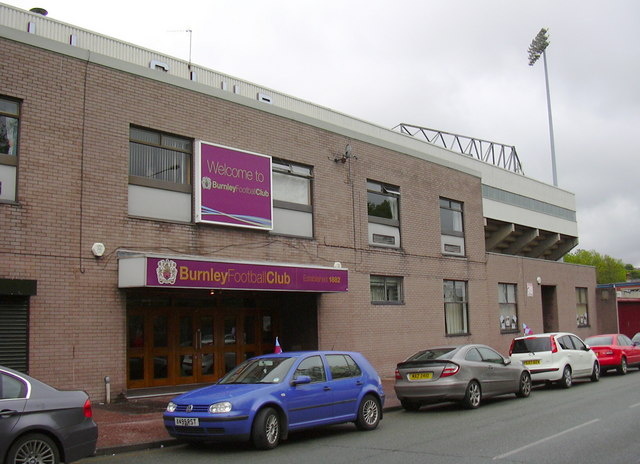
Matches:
[[168, 29, 193, 67]]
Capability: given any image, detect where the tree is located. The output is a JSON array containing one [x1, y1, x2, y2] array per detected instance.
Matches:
[[626, 264, 640, 281], [564, 249, 627, 284]]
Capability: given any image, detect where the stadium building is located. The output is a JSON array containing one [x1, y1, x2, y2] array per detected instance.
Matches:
[[0, 4, 596, 399]]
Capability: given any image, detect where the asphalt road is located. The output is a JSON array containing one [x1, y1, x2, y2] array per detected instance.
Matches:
[[80, 370, 640, 464]]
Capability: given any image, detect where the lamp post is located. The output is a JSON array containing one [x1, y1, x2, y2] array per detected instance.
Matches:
[[528, 28, 558, 187]]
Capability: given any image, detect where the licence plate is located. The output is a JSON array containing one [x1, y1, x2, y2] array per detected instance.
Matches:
[[175, 417, 199, 427], [523, 359, 541, 366], [408, 372, 433, 380]]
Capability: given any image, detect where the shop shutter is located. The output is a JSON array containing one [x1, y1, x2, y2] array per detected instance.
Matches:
[[0, 296, 29, 372]]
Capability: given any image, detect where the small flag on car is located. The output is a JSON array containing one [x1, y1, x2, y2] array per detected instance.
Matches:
[[523, 323, 534, 336], [274, 337, 283, 353]]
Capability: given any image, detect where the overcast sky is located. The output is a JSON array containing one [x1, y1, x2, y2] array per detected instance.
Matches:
[[7, 0, 640, 265]]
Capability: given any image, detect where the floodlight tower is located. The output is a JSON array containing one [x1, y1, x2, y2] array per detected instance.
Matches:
[[528, 28, 558, 187]]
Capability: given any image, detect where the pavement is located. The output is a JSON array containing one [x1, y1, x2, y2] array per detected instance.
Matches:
[[92, 378, 400, 455]]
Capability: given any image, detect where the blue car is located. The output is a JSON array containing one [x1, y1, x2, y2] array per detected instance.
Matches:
[[163, 351, 385, 449]]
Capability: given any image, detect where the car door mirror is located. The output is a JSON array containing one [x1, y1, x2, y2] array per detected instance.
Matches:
[[291, 375, 312, 386], [503, 358, 511, 366]]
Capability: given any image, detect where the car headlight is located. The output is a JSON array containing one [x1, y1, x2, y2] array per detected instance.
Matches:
[[166, 402, 177, 413], [209, 401, 232, 414]]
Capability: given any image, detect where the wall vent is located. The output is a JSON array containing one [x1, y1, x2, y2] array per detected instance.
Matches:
[[149, 60, 169, 72], [257, 93, 273, 104]]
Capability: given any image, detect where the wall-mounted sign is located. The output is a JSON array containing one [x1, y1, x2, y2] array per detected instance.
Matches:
[[117, 255, 348, 293], [145, 257, 347, 292], [195, 141, 272, 230]]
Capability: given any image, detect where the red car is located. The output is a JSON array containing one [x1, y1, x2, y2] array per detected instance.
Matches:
[[584, 334, 640, 375]]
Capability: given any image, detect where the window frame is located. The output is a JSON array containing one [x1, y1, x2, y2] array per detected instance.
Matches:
[[271, 158, 313, 213], [367, 180, 400, 227], [576, 287, 589, 327], [370, 275, 404, 305], [444, 280, 469, 336], [128, 126, 193, 193], [439, 198, 464, 237], [498, 283, 519, 333], [0, 96, 19, 166]]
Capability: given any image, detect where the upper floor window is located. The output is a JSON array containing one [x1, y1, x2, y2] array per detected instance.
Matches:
[[0, 97, 20, 202], [271, 159, 313, 237], [367, 180, 400, 248], [370, 275, 404, 304], [444, 280, 469, 335], [576, 287, 589, 327], [498, 283, 518, 332], [0, 98, 19, 157], [128, 126, 192, 222], [129, 126, 192, 192], [440, 198, 465, 256]]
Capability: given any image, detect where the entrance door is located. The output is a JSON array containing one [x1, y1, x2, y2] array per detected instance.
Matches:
[[126, 300, 281, 389], [541, 285, 558, 333], [175, 311, 217, 385]]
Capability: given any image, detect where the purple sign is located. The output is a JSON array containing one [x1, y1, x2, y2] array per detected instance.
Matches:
[[147, 257, 348, 292], [195, 141, 272, 230]]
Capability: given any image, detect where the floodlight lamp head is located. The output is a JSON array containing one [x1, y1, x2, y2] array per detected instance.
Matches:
[[528, 28, 549, 65]]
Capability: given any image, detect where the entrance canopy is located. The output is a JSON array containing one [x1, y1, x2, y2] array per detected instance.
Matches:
[[118, 251, 348, 292]]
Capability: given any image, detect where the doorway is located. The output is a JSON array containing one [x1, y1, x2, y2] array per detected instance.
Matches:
[[541, 285, 558, 333], [126, 291, 281, 389]]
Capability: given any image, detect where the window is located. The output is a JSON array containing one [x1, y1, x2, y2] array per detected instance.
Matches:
[[327, 354, 362, 380], [367, 180, 400, 248], [295, 355, 326, 383], [0, 372, 27, 399], [576, 287, 589, 327], [498, 283, 518, 332], [477, 346, 505, 364], [465, 348, 483, 362], [370, 275, 403, 304], [128, 126, 192, 221], [271, 159, 313, 237], [444, 280, 469, 335], [129, 126, 192, 191], [440, 198, 465, 256], [0, 97, 19, 202]]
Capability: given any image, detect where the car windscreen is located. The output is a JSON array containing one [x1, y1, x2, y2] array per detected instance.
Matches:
[[511, 338, 551, 353], [584, 336, 613, 346], [406, 348, 458, 361], [218, 357, 296, 384]]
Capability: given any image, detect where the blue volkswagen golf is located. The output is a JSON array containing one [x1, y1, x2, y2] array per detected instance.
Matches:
[[163, 351, 385, 449]]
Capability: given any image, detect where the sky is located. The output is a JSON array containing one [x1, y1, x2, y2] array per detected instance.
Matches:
[[6, 0, 640, 265]]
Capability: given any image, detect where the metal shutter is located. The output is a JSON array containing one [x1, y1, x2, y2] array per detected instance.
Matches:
[[0, 296, 29, 372]]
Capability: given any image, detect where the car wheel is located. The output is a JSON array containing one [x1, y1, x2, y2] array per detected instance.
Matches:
[[462, 380, 481, 409], [6, 433, 60, 464], [251, 407, 281, 450], [400, 399, 421, 411], [591, 361, 600, 382], [617, 357, 628, 375], [560, 365, 572, 388], [516, 371, 532, 398], [355, 394, 381, 430]]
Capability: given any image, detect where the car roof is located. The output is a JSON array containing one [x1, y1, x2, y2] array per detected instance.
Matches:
[[254, 350, 364, 358], [514, 332, 576, 339]]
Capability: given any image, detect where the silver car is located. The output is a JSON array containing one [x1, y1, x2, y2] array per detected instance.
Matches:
[[394, 344, 531, 411], [0, 365, 98, 464]]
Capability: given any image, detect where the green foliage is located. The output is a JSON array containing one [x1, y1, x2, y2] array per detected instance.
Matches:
[[564, 249, 627, 284]]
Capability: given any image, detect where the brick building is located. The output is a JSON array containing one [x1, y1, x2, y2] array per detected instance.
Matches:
[[0, 4, 596, 401]]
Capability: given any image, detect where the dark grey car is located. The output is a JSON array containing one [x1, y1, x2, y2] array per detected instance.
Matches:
[[394, 344, 531, 411], [0, 366, 98, 464]]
